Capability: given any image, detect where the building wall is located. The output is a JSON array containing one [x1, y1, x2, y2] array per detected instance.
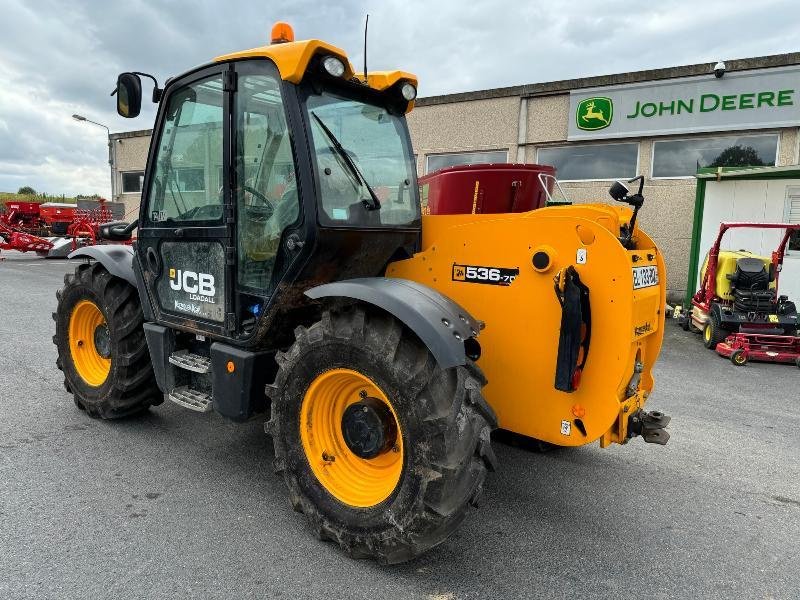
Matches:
[[112, 134, 151, 219], [407, 96, 519, 175]]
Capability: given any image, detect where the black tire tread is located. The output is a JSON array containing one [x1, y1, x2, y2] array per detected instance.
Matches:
[[703, 313, 727, 349], [53, 261, 161, 419], [266, 306, 496, 564]]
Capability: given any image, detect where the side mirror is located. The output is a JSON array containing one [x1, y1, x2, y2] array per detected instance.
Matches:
[[116, 73, 142, 118], [99, 220, 136, 241], [608, 181, 629, 202]]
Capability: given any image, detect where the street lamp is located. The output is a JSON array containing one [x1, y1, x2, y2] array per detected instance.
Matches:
[[72, 114, 115, 200]]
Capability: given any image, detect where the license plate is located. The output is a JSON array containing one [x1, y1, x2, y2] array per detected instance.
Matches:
[[632, 266, 659, 289]]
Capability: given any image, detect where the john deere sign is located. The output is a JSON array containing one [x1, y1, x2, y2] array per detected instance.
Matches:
[[576, 97, 613, 131], [568, 65, 800, 140]]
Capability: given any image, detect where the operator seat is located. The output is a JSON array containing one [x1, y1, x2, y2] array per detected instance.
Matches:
[[728, 257, 775, 312]]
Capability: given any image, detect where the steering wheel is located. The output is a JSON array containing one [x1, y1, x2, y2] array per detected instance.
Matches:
[[244, 185, 275, 221]]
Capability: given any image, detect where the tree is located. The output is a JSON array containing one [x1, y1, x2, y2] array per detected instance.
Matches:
[[709, 145, 766, 168], [17, 186, 36, 195]]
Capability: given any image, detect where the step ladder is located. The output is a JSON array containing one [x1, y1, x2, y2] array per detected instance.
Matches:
[[168, 386, 212, 412], [167, 350, 213, 412]]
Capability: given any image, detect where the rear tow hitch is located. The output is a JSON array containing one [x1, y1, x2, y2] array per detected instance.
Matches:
[[628, 410, 671, 445]]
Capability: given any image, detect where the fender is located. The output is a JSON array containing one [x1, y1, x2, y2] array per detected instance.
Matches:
[[68, 245, 136, 286], [305, 277, 481, 369]]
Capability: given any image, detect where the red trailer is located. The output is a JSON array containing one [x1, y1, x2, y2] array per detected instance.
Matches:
[[419, 163, 556, 215]]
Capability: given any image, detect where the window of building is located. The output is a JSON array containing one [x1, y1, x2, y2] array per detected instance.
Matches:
[[536, 143, 638, 181], [175, 167, 205, 192], [426, 150, 507, 174], [651, 134, 778, 178], [121, 171, 144, 193]]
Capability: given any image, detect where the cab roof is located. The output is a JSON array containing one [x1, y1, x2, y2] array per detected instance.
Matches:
[[214, 38, 417, 103]]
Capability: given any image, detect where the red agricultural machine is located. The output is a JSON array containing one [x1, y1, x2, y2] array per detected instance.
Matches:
[[419, 163, 559, 215], [0, 198, 130, 258], [682, 221, 800, 367]]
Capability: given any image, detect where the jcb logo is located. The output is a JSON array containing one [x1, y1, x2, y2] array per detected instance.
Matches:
[[169, 268, 215, 296]]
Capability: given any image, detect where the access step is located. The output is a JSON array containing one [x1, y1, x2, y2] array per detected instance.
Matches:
[[168, 350, 211, 373], [168, 386, 212, 412]]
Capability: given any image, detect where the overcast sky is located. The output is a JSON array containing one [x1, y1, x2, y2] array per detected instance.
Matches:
[[0, 0, 798, 197]]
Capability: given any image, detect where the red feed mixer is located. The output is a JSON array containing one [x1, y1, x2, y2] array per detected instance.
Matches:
[[419, 163, 556, 215]]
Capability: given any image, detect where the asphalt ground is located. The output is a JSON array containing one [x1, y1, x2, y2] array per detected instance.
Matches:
[[1, 250, 798, 600]]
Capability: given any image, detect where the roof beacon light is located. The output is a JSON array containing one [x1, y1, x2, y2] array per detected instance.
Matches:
[[400, 82, 417, 101], [322, 55, 346, 78], [271, 22, 295, 44]]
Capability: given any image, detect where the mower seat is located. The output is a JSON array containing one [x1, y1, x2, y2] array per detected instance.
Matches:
[[729, 258, 775, 312]]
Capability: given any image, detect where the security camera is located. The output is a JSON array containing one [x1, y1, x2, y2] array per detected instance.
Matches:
[[713, 61, 726, 78]]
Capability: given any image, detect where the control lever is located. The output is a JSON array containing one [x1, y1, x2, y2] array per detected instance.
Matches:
[[608, 176, 644, 248]]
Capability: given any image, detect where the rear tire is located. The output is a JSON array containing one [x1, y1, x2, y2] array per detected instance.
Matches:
[[266, 306, 497, 564], [703, 314, 727, 349], [53, 262, 161, 419]]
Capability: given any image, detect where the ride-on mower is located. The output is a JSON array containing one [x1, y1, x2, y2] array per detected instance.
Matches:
[[683, 222, 800, 366], [53, 22, 669, 563]]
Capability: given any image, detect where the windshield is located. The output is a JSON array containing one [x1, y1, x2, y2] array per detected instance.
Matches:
[[306, 91, 419, 227]]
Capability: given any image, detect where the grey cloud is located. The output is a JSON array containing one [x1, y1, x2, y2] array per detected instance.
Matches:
[[0, 0, 797, 196]]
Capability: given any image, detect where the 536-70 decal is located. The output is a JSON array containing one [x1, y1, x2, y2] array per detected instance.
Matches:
[[452, 264, 519, 286]]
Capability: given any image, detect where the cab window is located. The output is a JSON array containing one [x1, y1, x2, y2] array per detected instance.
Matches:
[[145, 75, 224, 223], [306, 91, 418, 228], [235, 65, 300, 291]]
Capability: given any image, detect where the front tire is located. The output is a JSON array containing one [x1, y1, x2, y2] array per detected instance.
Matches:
[[53, 262, 161, 418], [703, 313, 727, 349], [266, 306, 497, 564]]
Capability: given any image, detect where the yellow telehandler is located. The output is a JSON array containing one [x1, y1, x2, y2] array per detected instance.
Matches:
[[53, 22, 669, 563]]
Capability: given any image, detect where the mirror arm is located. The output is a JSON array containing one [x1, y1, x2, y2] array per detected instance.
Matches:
[[132, 72, 163, 103]]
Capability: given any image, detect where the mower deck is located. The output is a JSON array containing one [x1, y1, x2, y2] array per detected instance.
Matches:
[[716, 332, 800, 367]]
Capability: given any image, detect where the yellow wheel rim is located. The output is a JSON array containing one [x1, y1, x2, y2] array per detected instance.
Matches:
[[300, 368, 403, 508], [68, 299, 111, 387], [734, 353, 746, 365], [704, 325, 711, 341]]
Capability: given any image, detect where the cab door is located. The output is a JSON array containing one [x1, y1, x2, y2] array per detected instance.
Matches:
[[136, 65, 235, 335]]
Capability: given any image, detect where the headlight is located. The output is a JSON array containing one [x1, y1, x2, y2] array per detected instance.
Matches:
[[400, 82, 417, 101], [322, 56, 346, 78]]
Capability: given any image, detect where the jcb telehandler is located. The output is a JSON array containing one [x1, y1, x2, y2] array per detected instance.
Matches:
[[54, 23, 669, 564]]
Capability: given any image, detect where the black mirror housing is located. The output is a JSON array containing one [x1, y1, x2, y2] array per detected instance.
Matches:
[[116, 73, 142, 118], [99, 221, 134, 241], [608, 181, 629, 202]]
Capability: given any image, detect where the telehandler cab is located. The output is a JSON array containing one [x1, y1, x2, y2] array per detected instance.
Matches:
[[54, 22, 669, 563]]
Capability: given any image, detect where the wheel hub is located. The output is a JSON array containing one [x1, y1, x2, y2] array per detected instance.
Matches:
[[93, 324, 111, 358], [341, 397, 397, 459]]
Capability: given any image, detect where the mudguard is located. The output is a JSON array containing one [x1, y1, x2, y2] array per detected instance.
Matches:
[[305, 277, 481, 369], [68, 245, 136, 286]]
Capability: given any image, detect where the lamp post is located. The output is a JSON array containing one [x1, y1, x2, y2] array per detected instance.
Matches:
[[73, 114, 115, 200]]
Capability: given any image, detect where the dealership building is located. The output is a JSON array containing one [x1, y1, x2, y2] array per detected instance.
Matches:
[[110, 52, 800, 302]]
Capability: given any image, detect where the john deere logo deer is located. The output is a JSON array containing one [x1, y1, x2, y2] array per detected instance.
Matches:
[[577, 97, 613, 131]]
